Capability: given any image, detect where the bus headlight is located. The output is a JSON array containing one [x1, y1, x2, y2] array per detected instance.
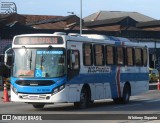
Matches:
[[59, 84, 65, 90], [53, 88, 59, 94], [11, 85, 18, 95], [52, 84, 65, 95]]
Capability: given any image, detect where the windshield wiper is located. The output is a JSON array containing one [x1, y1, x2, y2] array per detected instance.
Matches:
[[40, 52, 45, 70], [40, 48, 52, 70], [40, 47, 52, 71], [22, 46, 32, 70]]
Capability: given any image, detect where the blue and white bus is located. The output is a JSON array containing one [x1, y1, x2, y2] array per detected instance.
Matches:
[[5, 32, 149, 109]]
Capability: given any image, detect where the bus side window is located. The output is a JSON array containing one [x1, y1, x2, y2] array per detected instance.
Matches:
[[143, 48, 148, 66], [106, 45, 115, 65], [135, 48, 142, 66], [83, 43, 93, 66], [94, 44, 104, 66], [116, 47, 124, 65], [126, 47, 134, 66]]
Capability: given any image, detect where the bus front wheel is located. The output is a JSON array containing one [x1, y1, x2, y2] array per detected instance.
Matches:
[[74, 87, 89, 109], [32, 103, 45, 109]]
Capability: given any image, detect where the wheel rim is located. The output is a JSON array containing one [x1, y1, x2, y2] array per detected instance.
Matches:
[[80, 89, 87, 107], [124, 85, 130, 102], [125, 92, 129, 101]]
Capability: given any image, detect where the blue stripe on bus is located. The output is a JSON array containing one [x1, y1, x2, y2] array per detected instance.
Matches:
[[67, 73, 149, 84], [10, 76, 67, 94], [67, 72, 149, 98]]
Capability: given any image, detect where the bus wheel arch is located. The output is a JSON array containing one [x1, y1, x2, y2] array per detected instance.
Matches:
[[113, 82, 131, 104], [122, 82, 131, 104], [74, 84, 91, 109]]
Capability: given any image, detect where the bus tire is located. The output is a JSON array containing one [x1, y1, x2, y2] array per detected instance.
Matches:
[[122, 83, 131, 104], [113, 83, 131, 104], [113, 98, 121, 104], [74, 86, 89, 109], [32, 103, 45, 109]]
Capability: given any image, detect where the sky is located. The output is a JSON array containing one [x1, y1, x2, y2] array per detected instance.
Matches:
[[1, 0, 160, 19]]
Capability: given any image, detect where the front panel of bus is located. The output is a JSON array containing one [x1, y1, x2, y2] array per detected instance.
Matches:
[[10, 35, 68, 103]]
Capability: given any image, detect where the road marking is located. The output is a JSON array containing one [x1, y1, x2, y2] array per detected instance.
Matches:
[[114, 103, 141, 109], [145, 99, 160, 103], [149, 83, 158, 86], [114, 99, 160, 109]]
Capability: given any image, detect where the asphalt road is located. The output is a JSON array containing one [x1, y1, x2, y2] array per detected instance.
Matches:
[[0, 90, 160, 123]]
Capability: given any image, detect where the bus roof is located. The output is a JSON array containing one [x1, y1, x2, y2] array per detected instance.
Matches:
[[12, 32, 147, 48]]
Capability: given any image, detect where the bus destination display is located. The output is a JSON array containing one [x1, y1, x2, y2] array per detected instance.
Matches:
[[14, 36, 63, 45]]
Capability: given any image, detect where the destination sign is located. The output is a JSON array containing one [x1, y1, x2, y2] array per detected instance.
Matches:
[[14, 36, 63, 45]]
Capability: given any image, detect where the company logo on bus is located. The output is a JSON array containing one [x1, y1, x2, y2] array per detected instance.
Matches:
[[14, 36, 63, 45]]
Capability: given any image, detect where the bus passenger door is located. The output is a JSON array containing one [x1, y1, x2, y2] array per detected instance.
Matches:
[[67, 50, 80, 80]]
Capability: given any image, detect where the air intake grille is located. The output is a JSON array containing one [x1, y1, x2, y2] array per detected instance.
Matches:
[[16, 80, 54, 86]]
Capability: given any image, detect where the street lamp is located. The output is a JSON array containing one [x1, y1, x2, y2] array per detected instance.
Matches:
[[67, 12, 75, 15], [67, 0, 82, 35], [80, 0, 82, 35]]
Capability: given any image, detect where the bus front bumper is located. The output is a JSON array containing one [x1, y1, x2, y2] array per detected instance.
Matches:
[[10, 88, 68, 103]]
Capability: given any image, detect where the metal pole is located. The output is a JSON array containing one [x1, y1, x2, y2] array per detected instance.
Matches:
[[80, 0, 82, 35], [154, 41, 157, 69]]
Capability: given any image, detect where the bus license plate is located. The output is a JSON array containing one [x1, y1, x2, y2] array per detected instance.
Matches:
[[29, 96, 39, 100]]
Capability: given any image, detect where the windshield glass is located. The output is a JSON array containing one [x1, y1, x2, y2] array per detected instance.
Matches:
[[13, 48, 66, 78]]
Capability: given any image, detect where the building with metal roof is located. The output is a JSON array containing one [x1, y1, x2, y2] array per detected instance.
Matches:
[[84, 11, 155, 22], [27, 15, 85, 30], [136, 20, 160, 31], [23, 14, 63, 24], [84, 16, 139, 31]]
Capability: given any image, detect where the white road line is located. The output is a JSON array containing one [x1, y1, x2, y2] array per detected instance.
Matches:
[[114, 103, 141, 109], [132, 98, 149, 101], [145, 99, 160, 103], [149, 83, 158, 86], [114, 99, 160, 109]]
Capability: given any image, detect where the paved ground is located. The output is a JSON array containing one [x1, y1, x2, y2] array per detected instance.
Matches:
[[0, 90, 160, 122]]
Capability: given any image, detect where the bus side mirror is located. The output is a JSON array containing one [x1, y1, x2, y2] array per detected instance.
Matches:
[[68, 50, 75, 69], [70, 51, 75, 69], [4, 48, 13, 68]]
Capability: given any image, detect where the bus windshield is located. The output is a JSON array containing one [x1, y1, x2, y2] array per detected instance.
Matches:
[[13, 48, 66, 78]]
